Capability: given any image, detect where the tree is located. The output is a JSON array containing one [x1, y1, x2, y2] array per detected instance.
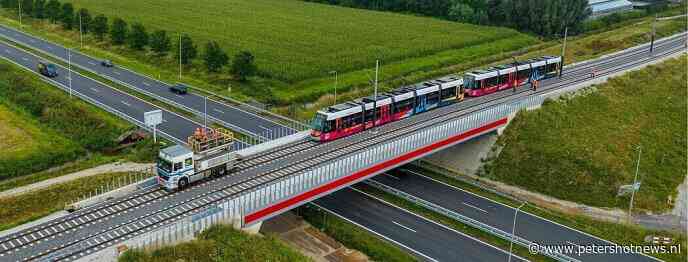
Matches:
[[90, 14, 108, 40], [60, 2, 74, 29], [127, 22, 148, 50], [32, 0, 44, 18], [21, 0, 33, 17], [110, 18, 127, 45], [149, 30, 171, 55], [203, 41, 228, 72], [231, 51, 257, 81], [44, 0, 60, 23], [175, 34, 196, 65], [75, 8, 91, 33], [449, 3, 475, 23]]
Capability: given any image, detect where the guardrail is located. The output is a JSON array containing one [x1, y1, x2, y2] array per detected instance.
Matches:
[[364, 179, 580, 262]]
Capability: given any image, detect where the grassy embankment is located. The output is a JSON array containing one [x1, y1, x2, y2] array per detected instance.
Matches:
[[413, 164, 687, 262], [297, 205, 418, 262], [0, 171, 142, 231], [0, 58, 136, 180], [483, 56, 686, 213], [118, 224, 311, 262]]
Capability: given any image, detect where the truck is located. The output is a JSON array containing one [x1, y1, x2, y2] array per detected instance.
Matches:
[[157, 128, 239, 190], [37, 61, 58, 78]]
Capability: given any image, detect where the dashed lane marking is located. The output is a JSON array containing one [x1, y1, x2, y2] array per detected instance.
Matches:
[[392, 221, 417, 233], [121, 101, 131, 107], [462, 202, 489, 214]]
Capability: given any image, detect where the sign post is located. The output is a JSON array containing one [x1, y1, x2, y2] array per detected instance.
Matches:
[[144, 110, 163, 143]]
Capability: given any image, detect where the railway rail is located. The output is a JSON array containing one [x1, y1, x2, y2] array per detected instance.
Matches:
[[1, 33, 685, 261]]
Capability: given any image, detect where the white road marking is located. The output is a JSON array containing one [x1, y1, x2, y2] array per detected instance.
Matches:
[[113, 71, 120, 75], [175, 94, 184, 99], [90, 88, 99, 93], [88, 62, 96, 65], [120, 101, 131, 107], [213, 108, 224, 114], [392, 221, 417, 233], [142, 82, 151, 86], [4, 49, 10, 53], [462, 202, 489, 213], [383, 173, 399, 180], [29, 39, 35, 43], [22, 57, 28, 61], [46, 46, 52, 50]]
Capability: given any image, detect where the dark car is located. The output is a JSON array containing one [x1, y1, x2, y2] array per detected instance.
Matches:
[[170, 83, 189, 94], [101, 60, 114, 67], [37, 62, 58, 78]]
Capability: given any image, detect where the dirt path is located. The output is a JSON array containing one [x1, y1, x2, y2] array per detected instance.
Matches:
[[261, 212, 368, 262], [0, 162, 153, 198]]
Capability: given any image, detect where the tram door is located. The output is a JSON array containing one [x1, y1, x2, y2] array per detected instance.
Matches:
[[379, 104, 391, 124]]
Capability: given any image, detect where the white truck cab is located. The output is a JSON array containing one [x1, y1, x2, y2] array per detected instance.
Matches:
[[157, 128, 237, 191], [157, 145, 195, 189]]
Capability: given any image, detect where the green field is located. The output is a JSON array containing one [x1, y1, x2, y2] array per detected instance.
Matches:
[[484, 56, 687, 212], [63, 0, 533, 83], [0, 102, 82, 180], [119, 224, 310, 262]]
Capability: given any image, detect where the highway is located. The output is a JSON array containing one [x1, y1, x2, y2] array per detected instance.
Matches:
[[315, 187, 528, 262], [0, 24, 296, 140], [373, 169, 660, 261], [0, 40, 197, 145], [0, 28, 683, 261]]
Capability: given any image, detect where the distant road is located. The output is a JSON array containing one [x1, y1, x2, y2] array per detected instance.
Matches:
[[315, 187, 528, 262], [0, 39, 247, 150], [373, 169, 661, 262], [0, 24, 296, 140]]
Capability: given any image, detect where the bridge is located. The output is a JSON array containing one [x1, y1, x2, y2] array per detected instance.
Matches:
[[0, 26, 684, 261]]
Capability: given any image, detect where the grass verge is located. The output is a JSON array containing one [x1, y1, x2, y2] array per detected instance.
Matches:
[[483, 56, 687, 212], [297, 204, 418, 262], [118, 224, 311, 262]]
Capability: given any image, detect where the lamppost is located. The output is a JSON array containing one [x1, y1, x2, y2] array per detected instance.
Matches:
[[372, 60, 379, 131], [628, 145, 642, 223], [508, 202, 527, 262], [560, 27, 568, 77], [329, 70, 338, 105]]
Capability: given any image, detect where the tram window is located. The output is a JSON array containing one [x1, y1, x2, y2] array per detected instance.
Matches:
[[546, 63, 558, 73], [427, 91, 439, 104], [517, 68, 531, 79], [500, 74, 509, 84], [485, 76, 499, 87], [173, 162, 183, 172], [395, 98, 413, 112], [441, 88, 455, 99], [184, 158, 192, 167]]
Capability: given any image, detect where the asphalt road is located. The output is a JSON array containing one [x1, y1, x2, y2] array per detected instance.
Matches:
[[315, 187, 528, 262], [373, 169, 660, 262], [0, 24, 295, 140], [0, 39, 248, 150]]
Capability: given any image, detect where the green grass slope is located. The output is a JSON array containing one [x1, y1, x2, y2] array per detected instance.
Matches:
[[119, 224, 311, 262], [484, 56, 687, 212], [63, 0, 534, 82]]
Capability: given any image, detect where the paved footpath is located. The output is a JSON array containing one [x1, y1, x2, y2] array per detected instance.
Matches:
[[0, 162, 153, 198]]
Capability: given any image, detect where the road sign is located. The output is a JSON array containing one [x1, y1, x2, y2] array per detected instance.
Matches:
[[144, 110, 163, 143]]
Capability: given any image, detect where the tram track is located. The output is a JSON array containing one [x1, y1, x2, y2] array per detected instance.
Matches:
[[4, 34, 685, 261]]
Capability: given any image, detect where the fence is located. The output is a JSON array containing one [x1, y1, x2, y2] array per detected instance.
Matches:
[[69, 166, 156, 207]]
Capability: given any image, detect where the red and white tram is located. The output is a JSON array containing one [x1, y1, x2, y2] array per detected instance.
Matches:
[[463, 56, 561, 97], [311, 55, 561, 142]]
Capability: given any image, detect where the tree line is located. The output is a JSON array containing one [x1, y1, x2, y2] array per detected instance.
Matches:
[[304, 0, 592, 37], [0, 0, 257, 81]]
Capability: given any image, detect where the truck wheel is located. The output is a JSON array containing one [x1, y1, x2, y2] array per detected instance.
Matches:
[[178, 178, 189, 189]]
